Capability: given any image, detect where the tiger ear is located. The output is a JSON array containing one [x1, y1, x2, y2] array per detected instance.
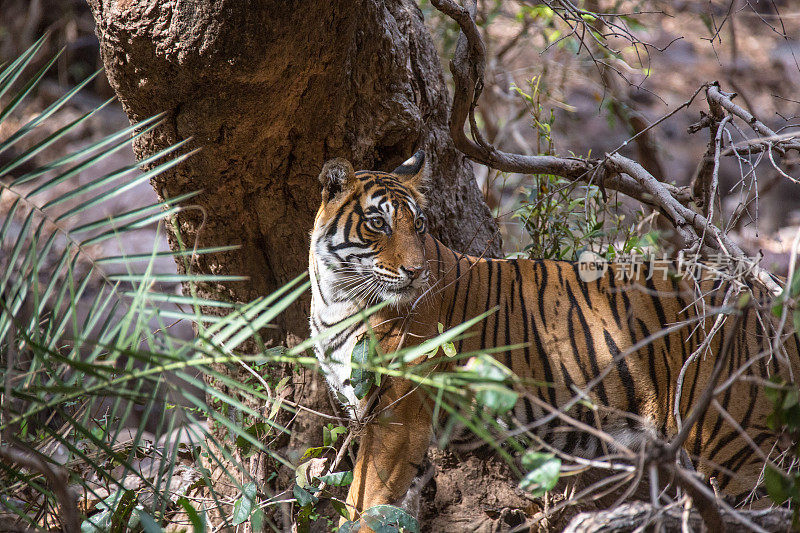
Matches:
[[319, 158, 356, 202], [392, 150, 429, 190]]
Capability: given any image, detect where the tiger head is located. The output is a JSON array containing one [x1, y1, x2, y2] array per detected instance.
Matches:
[[310, 151, 431, 306]]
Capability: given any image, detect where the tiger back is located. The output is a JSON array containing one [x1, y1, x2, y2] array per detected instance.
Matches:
[[308, 151, 800, 523]]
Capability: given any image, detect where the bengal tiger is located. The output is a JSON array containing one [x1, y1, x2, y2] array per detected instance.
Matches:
[[308, 151, 800, 525]]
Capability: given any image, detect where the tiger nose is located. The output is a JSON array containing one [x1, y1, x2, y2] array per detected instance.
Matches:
[[400, 265, 424, 280]]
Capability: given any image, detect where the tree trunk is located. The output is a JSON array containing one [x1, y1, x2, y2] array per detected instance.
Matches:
[[87, 0, 500, 525], [88, 0, 499, 339]]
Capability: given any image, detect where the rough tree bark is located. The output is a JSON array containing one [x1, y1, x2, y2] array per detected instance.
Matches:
[[86, 0, 501, 523], [87, 0, 500, 341]]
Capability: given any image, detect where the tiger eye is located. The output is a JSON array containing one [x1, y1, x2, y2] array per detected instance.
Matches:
[[414, 218, 425, 232], [370, 217, 386, 231]]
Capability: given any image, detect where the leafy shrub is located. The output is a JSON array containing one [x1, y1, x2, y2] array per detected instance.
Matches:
[[510, 77, 658, 262]]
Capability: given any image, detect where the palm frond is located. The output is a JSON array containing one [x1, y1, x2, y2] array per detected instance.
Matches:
[[0, 38, 313, 531]]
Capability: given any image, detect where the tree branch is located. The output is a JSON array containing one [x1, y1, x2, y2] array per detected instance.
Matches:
[[689, 88, 726, 216], [605, 153, 782, 294], [430, 0, 696, 212], [429, 0, 783, 295], [0, 444, 80, 532], [563, 500, 790, 533], [707, 84, 800, 155]]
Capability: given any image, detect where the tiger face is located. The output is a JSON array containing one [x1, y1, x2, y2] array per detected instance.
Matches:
[[310, 151, 431, 306]]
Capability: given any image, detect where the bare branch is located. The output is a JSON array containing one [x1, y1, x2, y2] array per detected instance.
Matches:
[[0, 444, 80, 532], [690, 89, 726, 216], [430, 0, 601, 179], [429, 0, 784, 295], [666, 313, 740, 457], [707, 84, 800, 155], [604, 153, 782, 294], [562, 500, 790, 533], [433, 4, 689, 216]]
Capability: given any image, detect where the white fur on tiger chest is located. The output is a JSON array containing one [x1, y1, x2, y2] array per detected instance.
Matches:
[[309, 280, 364, 416]]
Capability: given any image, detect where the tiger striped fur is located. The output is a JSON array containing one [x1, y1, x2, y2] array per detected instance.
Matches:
[[308, 151, 800, 523]]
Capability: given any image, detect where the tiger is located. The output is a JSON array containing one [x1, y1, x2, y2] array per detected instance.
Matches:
[[308, 150, 800, 525]]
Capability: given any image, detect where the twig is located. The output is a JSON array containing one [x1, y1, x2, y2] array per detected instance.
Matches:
[[604, 153, 782, 295], [672, 466, 769, 533], [312, 430, 354, 498], [666, 313, 741, 458], [667, 466, 724, 533], [429, 0, 783, 296], [562, 499, 789, 533], [0, 314, 79, 532], [721, 132, 800, 157], [0, 444, 80, 532], [690, 89, 726, 217], [707, 84, 800, 155], [312, 387, 380, 500]]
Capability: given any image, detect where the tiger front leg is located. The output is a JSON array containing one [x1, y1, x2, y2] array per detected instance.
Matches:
[[343, 378, 432, 527]]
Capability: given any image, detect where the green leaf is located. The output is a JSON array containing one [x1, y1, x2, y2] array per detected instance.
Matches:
[[295, 459, 317, 489], [178, 497, 206, 532], [81, 489, 144, 532], [323, 424, 347, 446], [275, 375, 291, 391], [268, 396, 284, 421], [293, 484, 318, 507], [298, 446, 327, 463], [109, 490, 137, 533], [331, 499, 351, 520], [786, 404, 800, 431], [81, 490, 126, 532], [765, 377, 784, 405], [0, 40, 339, 531], [477, 383, 518, 414], [463, 355, 518, 414], [235, 422, 271, 457], [0, 49, 61, 124], [0, 35, 47, 100], [0, 86, 108, 175], [435, 322, 458, 357], [250, 508, 264, 531], [338, 520, 361, 533], [136, 510, 163, 533], [351, 336, 376, 400], [231, 482, 257, 525], [442, 340, 457, 357], [765, 465, 792, 505], [392, 309, 496, 366], [766, 411, 780, 432], [519, 451, 561, 496], [784, 388, 800, 410], [318, 470, 353, 486], [361, 504, 420, 533]]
